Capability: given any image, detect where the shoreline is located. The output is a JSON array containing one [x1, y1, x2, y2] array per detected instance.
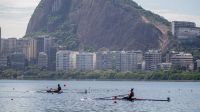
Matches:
[[0, 79, 199, 82]]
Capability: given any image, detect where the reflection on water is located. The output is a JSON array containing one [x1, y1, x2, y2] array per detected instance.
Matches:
[[0, 80, 200, 112]]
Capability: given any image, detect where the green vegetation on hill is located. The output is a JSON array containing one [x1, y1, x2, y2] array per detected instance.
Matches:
[[172, 36, 200, 60], [180, 37, 200, 49], [24, 23, 80, 50], [50, 23, 80, 50]]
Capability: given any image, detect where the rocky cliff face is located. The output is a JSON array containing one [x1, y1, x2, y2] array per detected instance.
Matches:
[[26, 0, 170, 51]]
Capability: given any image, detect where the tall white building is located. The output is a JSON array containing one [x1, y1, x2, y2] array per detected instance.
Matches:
[[172, 21, 196, 36], [113, 51, 143, 72], [76, 52, 96, 71], [171, 21, 200, 40], [56, 50, 78, 71]]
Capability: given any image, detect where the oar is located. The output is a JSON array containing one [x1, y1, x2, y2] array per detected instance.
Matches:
[[134, 97, 170, 102], [95, 94, 128, 100]]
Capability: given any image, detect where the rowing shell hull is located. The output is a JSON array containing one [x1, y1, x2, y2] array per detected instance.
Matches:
[[46, 90, 63, 94]]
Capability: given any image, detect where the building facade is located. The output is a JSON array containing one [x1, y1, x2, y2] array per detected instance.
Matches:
[[56, 50, 78, 71], [38, 52, 48, 69], [10, 52, 25, 70], [47, 46, 57, 71], [96, 51, 113, 70], [170, 52, 194, 70], [171, 21, 200, 40], [144, 50, 161, 71], [7, 38, 17, 55], [44, 37, 57, 71], [16, 38, 30, 61], [27, 39, 37, 62], [176, 27, 200, 39], [172, 21, 196, 36], [157, 63, 172, 71], [126, 51, 143, 72], [0, 56, 8, 69], [36, 37, 44, 57], [76, 52, 96, 71], [44, 37, 56, 54], [105, 51, 143, 72], [0, 38, 18, 57], [196, 60, 200, 71]]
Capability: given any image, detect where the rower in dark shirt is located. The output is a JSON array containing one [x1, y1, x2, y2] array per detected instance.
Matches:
[[57, 84, 62, 92], [128, 88, 134, 99], [47, 84, 62, 93], [123, 88, 134, 101]]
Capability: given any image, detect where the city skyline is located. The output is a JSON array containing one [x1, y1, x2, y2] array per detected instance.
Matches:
[[0, 0, 200, 38]]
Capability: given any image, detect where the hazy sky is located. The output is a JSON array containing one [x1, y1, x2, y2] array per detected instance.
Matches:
[[0, 0, 199, 38]]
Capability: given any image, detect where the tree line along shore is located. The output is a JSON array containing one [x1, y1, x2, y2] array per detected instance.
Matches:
[[0, 68, 200, 80]]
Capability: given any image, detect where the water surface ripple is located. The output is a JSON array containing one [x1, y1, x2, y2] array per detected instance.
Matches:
[[0, 80, 200, 112]]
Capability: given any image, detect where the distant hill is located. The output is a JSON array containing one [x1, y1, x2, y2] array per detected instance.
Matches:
[[26, 0, 170, 51]]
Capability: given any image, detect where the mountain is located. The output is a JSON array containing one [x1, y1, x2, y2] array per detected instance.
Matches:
[[26, 0, 170, 51]]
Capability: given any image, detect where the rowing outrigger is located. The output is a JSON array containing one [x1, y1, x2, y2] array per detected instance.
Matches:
[[95, 88, 170, 102], [95, 97, 170, 102]]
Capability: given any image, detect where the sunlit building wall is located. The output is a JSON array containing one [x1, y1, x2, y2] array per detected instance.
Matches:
[[56, 50, 78, 71]]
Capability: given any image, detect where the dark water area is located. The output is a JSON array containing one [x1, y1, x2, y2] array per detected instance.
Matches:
[[0, 80, 200, 112]]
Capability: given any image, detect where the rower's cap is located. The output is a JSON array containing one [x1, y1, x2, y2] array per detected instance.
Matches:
[[131, 88, 134, 91]]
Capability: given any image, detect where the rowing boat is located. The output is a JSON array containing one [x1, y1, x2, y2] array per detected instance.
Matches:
[[46, 90, 63, 94], [95, 97, 170, 102]]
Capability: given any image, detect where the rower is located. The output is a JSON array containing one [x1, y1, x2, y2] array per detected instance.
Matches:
[[85, 90, 88, 94], [123, 88, 134, 101], [56, 84, 62, 92], [49, 84, 61, 93]]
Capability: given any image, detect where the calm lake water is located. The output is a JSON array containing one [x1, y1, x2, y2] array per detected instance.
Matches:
[[0, 80, 200, 112]]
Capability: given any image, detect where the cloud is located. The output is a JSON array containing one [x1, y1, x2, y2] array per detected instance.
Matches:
[[0, 0, 40, 19], [0, 0, 40, 8], [0, 5, 35, 18], [152, 9, 200, 26], [1, 0, 199, 38], [0, 0, 40, 38]]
